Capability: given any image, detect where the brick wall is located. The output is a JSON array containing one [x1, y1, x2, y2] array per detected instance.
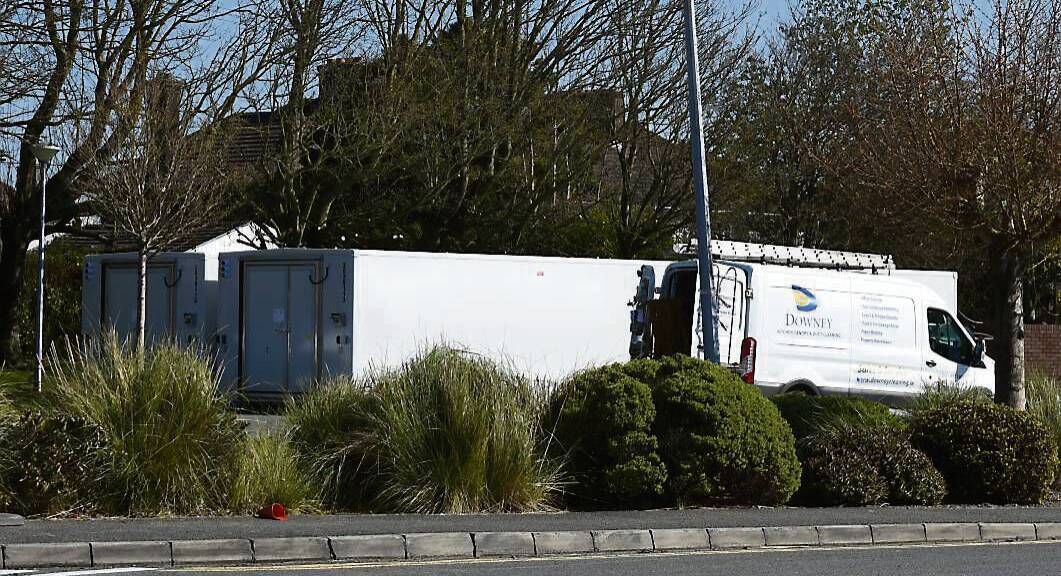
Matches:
[[1026, 324, 1061, 380]]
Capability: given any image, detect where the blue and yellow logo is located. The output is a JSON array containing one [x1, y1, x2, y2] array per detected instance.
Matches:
[[791, 285, 818, 312]]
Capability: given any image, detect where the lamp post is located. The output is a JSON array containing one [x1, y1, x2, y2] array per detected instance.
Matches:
[[31, 141, 60, 393], [681, 0, 719, 363]]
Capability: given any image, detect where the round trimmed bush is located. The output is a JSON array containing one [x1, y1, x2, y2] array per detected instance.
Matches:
[[772, 393, 902, 440], [646, 356, 801, 506], [910, 401, 1059, 504], [549, 364, 666, 508], [797, 424, 945, 506]]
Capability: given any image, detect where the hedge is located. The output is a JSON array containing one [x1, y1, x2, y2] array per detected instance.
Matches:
[[910, 401, 1058, 504], [797, 424, 946, 506]]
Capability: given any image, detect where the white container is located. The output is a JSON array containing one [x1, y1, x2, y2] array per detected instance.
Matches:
[[216, 249, 673, 396], [81, 252, 214, 346]]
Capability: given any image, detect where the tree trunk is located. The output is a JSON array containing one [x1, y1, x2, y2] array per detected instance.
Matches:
[[136, 248, 148, 351], [992, 250, 1026, 410], [0, 218, 30, 364]]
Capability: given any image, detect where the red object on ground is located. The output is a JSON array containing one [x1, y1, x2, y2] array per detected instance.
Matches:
[[257, 503, 288, 521]]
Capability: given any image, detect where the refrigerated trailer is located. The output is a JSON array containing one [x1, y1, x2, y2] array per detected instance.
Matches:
[[81, 252, 213, 345], [631, 241, 994, 404], [215, 249, 673, 396]]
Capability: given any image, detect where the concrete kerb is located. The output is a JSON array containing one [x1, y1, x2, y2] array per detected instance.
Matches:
[[816, 525, 873, 546], [1035, 523, 1061, 540], [404, 532, 474, 559], [251, 537, 332, 562], [4, 521, 1061, 568], [650, 528, 710, 551], [3, 542, 93, 568], [531, 531, 595, 555], [91, 541, 172, 566], [330, 534, 406, 561], [472, 532, 535, 557], [591, 530, 654, 553], [978, 523, 1037, 542], [171, 539, 255, 564], [764, 526, 819, 547], [707, 527, 766, 549], [870, 524, 928, 545]]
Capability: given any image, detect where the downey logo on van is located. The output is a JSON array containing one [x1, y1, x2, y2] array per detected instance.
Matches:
[[791, 285, 818, 312]]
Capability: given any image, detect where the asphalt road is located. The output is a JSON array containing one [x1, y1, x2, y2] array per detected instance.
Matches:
[[4, 507, 1061, 544], [147, 541, 1061, 576]]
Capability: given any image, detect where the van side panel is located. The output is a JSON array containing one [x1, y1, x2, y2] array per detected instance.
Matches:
[[751, 269, 852, 395], [848, 278, 925, 401]]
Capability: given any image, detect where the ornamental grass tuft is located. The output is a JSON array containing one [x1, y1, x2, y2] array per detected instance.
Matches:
[[287, 347, 559, 513], [45, 333, 244, 515]]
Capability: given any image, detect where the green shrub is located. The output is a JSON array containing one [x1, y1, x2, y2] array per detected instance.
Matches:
[[772, 393, 902, 440], [1026, 373, 1061, 488], [15, 242, 87, 366], [288, 348, 558, 513], [910, 401, 1058, 504], [549, 365, 666, 508], [908, 382, 992, 416], [46, 334, 244, 515], [797, 424, 945, 506], [286, 374, 377, 510], [646, 356, 800, 506], [228, 432, 320, 514], [0, 410, 103, 515]]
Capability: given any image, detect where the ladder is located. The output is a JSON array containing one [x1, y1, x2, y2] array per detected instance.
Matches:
[[679, 240, 895, 271]]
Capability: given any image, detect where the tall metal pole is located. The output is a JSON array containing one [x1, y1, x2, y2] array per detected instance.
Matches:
[[34, 158, 47, 392], [681, 0, 719, 362]]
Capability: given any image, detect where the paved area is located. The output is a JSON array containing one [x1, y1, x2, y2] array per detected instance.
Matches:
[[2, 507, 1059, 545]]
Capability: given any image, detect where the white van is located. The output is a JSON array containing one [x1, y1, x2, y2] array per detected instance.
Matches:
[[632, 243, 994, 404]]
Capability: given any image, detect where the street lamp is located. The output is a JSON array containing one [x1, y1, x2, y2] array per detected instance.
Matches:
[[31, 141, 60, 393], [681, 0, 719, 363]]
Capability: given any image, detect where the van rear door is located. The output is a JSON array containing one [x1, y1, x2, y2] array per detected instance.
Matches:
[[713, 264, 749, 365]]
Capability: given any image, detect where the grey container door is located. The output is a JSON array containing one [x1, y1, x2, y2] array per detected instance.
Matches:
[[242, 262, 319, 393], [287, 264, 319, 393], [103, 264, 174, 344]]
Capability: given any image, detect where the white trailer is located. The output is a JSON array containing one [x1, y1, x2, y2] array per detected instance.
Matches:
[[215, 249, 673, 396], [634, 241, 994, 404], [81, 252, 213, 346]]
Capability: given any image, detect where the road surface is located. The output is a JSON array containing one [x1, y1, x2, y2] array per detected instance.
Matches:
[[145, 541, 1061, 576]]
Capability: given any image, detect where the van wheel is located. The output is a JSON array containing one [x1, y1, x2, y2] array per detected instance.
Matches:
[[784, 382, 819, 396]]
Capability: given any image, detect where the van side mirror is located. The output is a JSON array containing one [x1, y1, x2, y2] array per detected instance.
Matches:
[[973, 338, 986, 367]]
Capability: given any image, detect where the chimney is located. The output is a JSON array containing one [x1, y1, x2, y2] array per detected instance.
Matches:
[[145, 73, 185, 136], [318, 58, 364, 109]]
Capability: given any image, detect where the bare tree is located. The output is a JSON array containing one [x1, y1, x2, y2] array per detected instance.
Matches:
[[242, 0, 621, 252], [842, 0, 1061, 408], [0, 0, 283, 363], [589, 0, 755, 258], [83, 76, 232, 349]]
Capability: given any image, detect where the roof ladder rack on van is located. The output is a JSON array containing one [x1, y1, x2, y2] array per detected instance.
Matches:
[[682, 240, 895, 272]]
